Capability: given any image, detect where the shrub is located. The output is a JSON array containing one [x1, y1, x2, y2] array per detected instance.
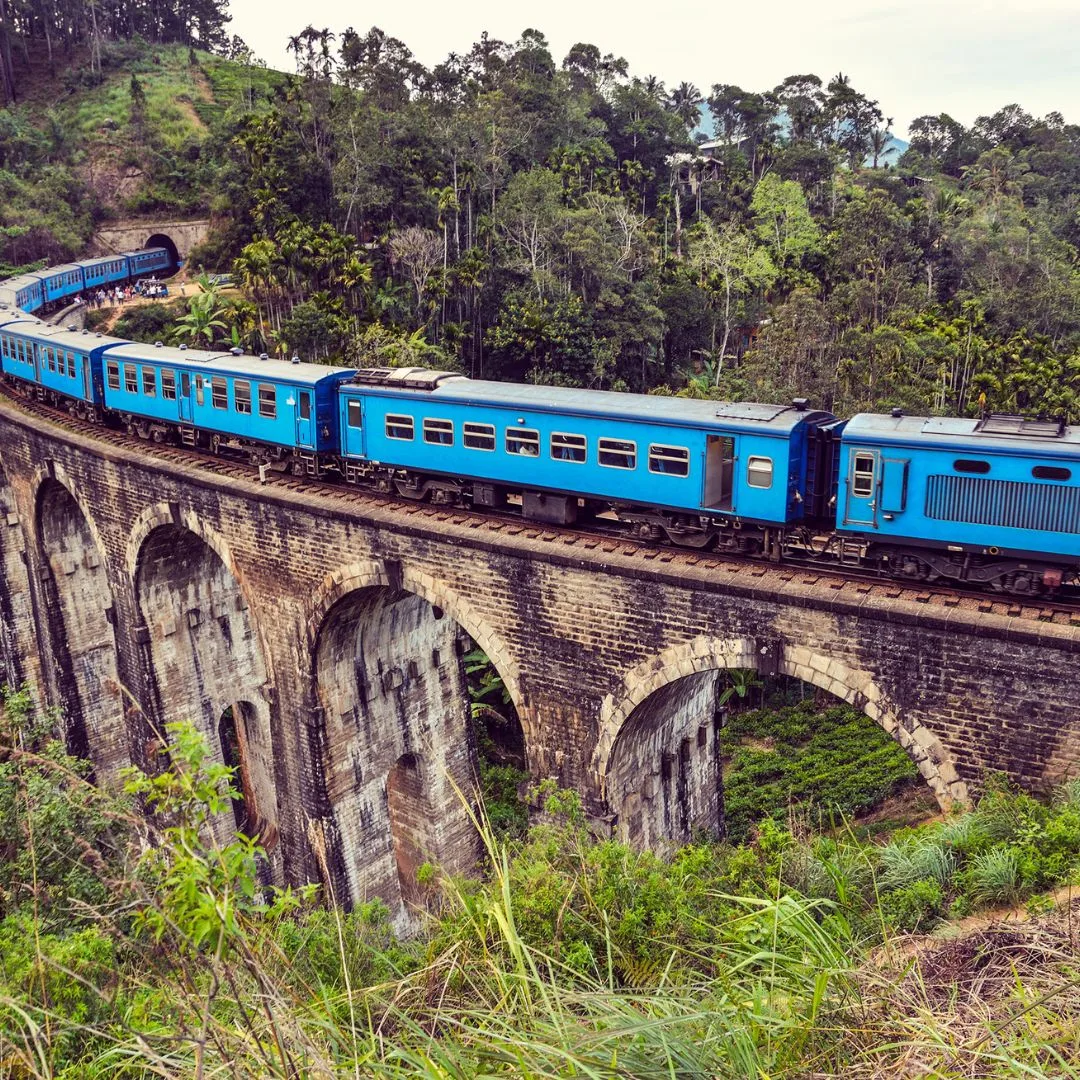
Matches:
[[880, 878, 945, 932], [964, 846, 1022, 908]]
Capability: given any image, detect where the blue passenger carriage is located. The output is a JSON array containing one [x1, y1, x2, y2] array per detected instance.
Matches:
[[38, 263, 86, 305], [102, 343, 355, 467], [0, 321, 123, 418], [337, 369, 835, 545], [81, 255, 132, 290], [0, 274, 45, 315], [837, 412, 1080, 592], [124, 248, 171, 278]]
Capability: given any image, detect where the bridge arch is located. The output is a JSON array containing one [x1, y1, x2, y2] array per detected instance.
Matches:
[[594, 635, 968, 846], [133, 518, 279, 854], [33, 469, 125, 780], [306, 562, 502, 927]]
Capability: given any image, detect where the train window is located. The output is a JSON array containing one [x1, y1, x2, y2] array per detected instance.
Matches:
[[195, 375, 204, 406], [346, 400, 362, 429], [211, 378, 227, 410], [852, 453, 875, 496], [1033, 465, 1072, 481], [506, 427, 540, 456], [463, 422, 495, 451], [142, 366, 156, 397], [67, 352, 76, 378], [954, 459, 990, 475], [550, 432, 587, 463], [598, 437, 636, 470], [423, 418, 454, 445], [106, 361, 120, 390], [258, 383, 276, 419], [234, 380, 251, 414], [747, 455, 774, 489], [124, 365, 138, 394], [161, 370, 176, 401], [649, 444, 690, 477], [386, 413, 414, 440], [298, 393, 311, 421]]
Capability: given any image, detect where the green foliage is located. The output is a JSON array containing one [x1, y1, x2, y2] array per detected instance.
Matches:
[[720, 699, 920, 843], [3, 686, 1080, 1077]]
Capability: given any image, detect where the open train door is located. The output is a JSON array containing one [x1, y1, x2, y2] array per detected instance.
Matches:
[[702, 434, 734, 510]]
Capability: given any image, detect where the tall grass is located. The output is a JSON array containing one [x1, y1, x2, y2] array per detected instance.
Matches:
[[3, 714, 1080, 1077]]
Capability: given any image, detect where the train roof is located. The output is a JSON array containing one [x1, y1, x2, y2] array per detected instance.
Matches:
[[121, 247, 167, 257], [0, 273, 43, 293], [80, 254, 128, 268], [0, 320, 128, 351], [103, 341, 356, 385], [39, 263, 85, 278], [845, 412, 1080, 457], [345, 370, 834, 434]]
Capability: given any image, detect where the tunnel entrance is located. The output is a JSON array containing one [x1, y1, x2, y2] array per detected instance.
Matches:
[[607, 666, 937, 851], [135, 524, 277, 853], [313, 586, 484, 927], [36, 479, 125, 781], [145, 233, 181, 274]]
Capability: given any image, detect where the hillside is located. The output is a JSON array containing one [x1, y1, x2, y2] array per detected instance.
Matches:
[[0, 39, 285, 269]]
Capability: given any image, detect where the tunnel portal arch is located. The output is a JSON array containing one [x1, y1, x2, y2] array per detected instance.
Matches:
[[145, 233, 180, 272]]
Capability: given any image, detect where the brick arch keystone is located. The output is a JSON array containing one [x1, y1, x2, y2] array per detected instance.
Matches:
[[593, 635, 969, 810]]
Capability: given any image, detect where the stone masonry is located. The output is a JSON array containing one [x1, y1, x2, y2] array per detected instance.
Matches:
[[2, 397, 1080, 920]]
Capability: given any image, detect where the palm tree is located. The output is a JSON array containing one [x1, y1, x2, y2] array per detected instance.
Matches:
[[668, 81, 704, 131], [640, 74, 666, 103], [868, 127, 895, 169]]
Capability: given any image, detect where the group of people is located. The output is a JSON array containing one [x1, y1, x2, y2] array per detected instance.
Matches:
[[78, 277, 170, 309]]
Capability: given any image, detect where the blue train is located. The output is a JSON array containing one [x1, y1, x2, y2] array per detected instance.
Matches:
[[0, 247, 171, 314], [2, 251, 1079, 598]]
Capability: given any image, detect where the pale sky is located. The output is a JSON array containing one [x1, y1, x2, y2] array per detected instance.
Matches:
[[230, 0, 1080, 137]]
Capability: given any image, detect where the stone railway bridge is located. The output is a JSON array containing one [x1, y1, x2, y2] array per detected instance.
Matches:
[[1, 398, 1079, 927]]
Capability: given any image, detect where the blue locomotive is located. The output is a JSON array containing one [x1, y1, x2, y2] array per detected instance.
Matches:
[[2, 252, 1078, 598]]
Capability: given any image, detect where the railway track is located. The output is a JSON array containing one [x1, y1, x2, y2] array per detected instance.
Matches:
[[5, 383, 1080, 630]]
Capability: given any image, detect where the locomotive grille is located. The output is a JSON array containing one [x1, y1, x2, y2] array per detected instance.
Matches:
[[925, 474, 1080, 534]]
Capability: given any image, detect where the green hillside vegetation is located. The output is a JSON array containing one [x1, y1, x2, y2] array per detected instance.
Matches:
[[2, 688, 1080, 1078], [0, 39, 285, 269]]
